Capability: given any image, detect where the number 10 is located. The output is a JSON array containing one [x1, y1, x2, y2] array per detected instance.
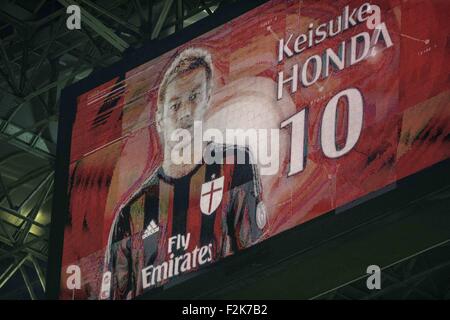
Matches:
[[281, 88, 364, 177]]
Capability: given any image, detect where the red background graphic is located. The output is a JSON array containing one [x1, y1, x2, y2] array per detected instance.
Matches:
[[59, 0, 450, 299]]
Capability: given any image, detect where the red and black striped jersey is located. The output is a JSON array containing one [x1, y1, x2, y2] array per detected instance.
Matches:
[[104, 145, 266, 300]]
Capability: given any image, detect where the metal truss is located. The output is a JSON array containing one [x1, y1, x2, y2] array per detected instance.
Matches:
[[0, 0, 232, 299], [312, 239, 450, 300], [0, 170, 52, 299]]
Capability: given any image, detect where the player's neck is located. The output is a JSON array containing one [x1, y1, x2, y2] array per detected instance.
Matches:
[[162, 141, 206, 179], [162, 149, 204, 179], [161, 161, 200, 179]]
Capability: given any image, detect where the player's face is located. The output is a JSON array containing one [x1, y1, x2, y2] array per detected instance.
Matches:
[[162, 67, 209, 147]]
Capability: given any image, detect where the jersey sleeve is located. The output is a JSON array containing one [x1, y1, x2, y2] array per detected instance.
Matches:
[[106, 205, 135, 300], [104, 173, 158, 300], [226, 146, 266, 252]]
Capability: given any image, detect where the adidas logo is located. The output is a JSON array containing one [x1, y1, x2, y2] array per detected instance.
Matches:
[[142, 220, 159, 239]]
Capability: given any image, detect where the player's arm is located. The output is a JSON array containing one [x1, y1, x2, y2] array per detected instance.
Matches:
[[107, 205, 134, 299], [227, 147, 266, 251]]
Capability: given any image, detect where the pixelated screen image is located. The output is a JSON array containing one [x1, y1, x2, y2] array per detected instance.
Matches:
[[58, 0, 449, 299]]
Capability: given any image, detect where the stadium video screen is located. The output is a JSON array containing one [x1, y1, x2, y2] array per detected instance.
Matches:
[[57, 0, 449, 299]]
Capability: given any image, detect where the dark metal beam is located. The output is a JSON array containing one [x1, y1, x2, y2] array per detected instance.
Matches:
[[0, 253, 28, 289], [15, 177, 53, 245], [26, 17, 66, 97], [82, 0, 141, 35], [58, 0, 130, 53], [364, 261, 449, 300], [30, 255, 45, 291], [4, 0, 127, 66], [18, 30, 31, 95], [0, 132, 54, 161], [200, 0, 214, 15], [310, 239, 450, 299], [0, 237, 47, 262], [176, 0, 184, 31], [0, 205, 47, 229], [0, 218, 14, 243], [0, 165, 52, 202], [0, 173, 15, 209], [145, 0, 154, 40], [17, 171, 54, 215], [0, 37, 19, 94], [132, 0, 147, 32], [0, 120, 55, 161], [20, 266, 36, 300], [152, 0, 174, 39], [0, 235, 47, 262]]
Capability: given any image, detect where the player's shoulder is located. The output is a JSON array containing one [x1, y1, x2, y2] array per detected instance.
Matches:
[[117, 169, 160, 214], [206, 143, 261, 192], [141, 169, 161, 190], [110, 170, 159, 235]]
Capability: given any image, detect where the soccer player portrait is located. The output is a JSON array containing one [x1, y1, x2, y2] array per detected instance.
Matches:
[[104, 47, 267, 300]]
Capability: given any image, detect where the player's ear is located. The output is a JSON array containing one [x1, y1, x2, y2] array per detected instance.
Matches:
[[206, 83, 212, 104], [156, 110, 163, 134]]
